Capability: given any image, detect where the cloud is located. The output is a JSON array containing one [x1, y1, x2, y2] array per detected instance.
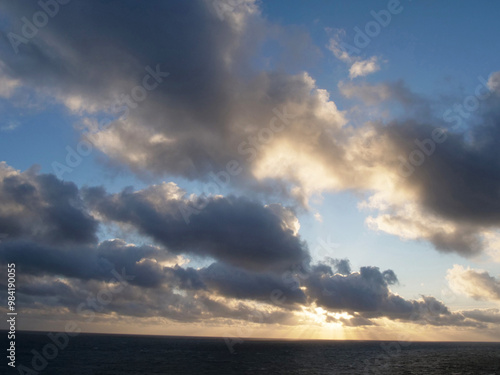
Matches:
[[327, 30, 381, 79], [0, 236, 491, 328], [0, 161, 310, 303], [461, 309, 500, 324], [199, 262, 307, 305], [0, 0, 344, 194], [0, 237, 184, 288], [305, 265, 402, 315], [484, 231, 500, 262], [333, 74, 500, 258], [327, 29, 353, 63], [447, 265, 500, 301], [0, 163, 485, 327], [305, 265, 486, 327], [0, 162, 98, 246], [0, 161, 493, 329], [83, 182, 310, 272], [349, 57, 380, 79], [0, 160, 309, 278], [0, 233, 301, 323], [0, 62, 20, 98], [323, 257, 352, 275], [2, 269, 296, 325], [361, 103, 500, 256], [487, 71, 500, 93]]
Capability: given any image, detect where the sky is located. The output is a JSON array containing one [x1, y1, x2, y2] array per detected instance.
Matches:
[[0, 0, 500, 342]]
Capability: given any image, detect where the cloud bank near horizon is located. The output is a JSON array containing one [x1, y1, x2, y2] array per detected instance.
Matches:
[[0, 162, 498, 330]]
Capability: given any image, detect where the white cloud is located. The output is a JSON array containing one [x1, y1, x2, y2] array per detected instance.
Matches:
[[327, 30, 353, 63], [447, 265, 500, 301], [487, 71, 500, 93], [0, 71, 20, 99], [349, 57, 380, 79], [484, 231, 500, 263], [327, 31, 381, 79]]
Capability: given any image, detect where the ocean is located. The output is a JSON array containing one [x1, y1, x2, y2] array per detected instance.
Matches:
[[6, 331, 500, 374]]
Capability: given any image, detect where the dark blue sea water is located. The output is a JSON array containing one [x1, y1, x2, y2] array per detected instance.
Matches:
[[4, 331, 500, 374]]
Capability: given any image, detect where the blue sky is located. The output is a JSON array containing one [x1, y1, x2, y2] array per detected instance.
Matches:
[[1, 0, 500, 341]]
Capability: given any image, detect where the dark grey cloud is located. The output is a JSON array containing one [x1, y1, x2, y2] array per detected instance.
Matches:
[[0, 0, 352, 223], [461, 309, 500, 324], [0, 0, 331, 187], [83, 183, 310, 272], [303, 265, 483, 327], [0, 239, 173, 288], [306, 266, 401, 313], [0, 163, 98, 245], [0, 162, 309, 320], [169, 266, 207, 291], [0, 215, 493, 329], [336, 77, 500, 257], [324, 257, 352, 275], [383, 119, 500, 227], [0, 162, 311, 301], [199, 262, 307, 305], [373, 103, 500, 255], [0, 251, 490, 328], [0, 265, 297, 325], [0, 238, 302, 322]]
